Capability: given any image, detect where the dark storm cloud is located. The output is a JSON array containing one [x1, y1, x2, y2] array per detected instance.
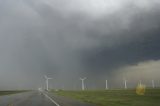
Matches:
[[0, 0, 160, 89], [78, 4, 160, 74], [84, 17, 160, 72], [84, 34, 160, 72]]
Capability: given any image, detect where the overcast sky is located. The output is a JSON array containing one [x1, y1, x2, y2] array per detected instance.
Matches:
[[0, 0, 160, 90]]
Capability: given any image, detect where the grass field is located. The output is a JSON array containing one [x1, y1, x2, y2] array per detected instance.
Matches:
[[53, 89, 160, 106], [0, 91, 28, 96]]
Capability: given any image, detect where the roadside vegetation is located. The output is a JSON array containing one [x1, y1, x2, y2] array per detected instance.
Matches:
[[0, 90, 28, 96], [53, 89, 160, 106]]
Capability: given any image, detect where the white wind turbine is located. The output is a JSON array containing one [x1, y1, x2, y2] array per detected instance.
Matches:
[[45, 75, 52, 91], [80, 77, 87, 90], [123, 78, 127, 89], [105, 80, 108, 90]]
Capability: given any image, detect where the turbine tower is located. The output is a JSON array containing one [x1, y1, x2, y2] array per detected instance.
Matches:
[[123, 78, 127, 89], [45, 75, 52, 91], [152, 80, 155, 88], [105, 80, 108, 90], [80, 77, 86, 91]]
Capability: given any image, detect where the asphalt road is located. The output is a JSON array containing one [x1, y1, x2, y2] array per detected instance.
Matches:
[[0, 91, 94, 106]]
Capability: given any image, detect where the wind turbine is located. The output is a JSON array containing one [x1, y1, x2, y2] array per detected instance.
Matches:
[[105, 80, 108, 90], [123, 78, 127, 89], [45, 75, 52, 91], [152, 80, 155, 88], [80, 77, 87, 91]]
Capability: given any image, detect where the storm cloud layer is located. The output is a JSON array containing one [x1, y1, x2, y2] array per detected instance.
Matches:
[[0, 0, 160, 90]]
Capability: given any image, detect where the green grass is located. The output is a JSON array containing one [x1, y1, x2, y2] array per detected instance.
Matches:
[[53, 89, 160, 106], [0, 90, 28, 96]]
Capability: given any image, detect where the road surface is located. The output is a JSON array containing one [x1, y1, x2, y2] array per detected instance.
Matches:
[[0, 91, 94, 106]]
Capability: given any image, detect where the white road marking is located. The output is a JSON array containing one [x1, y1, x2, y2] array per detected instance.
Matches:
[[43, 93, 60, 106]]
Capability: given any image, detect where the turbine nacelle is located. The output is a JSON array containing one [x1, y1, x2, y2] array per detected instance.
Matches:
[[80, 77, 87, 80], [45, 75, 52, 80]]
